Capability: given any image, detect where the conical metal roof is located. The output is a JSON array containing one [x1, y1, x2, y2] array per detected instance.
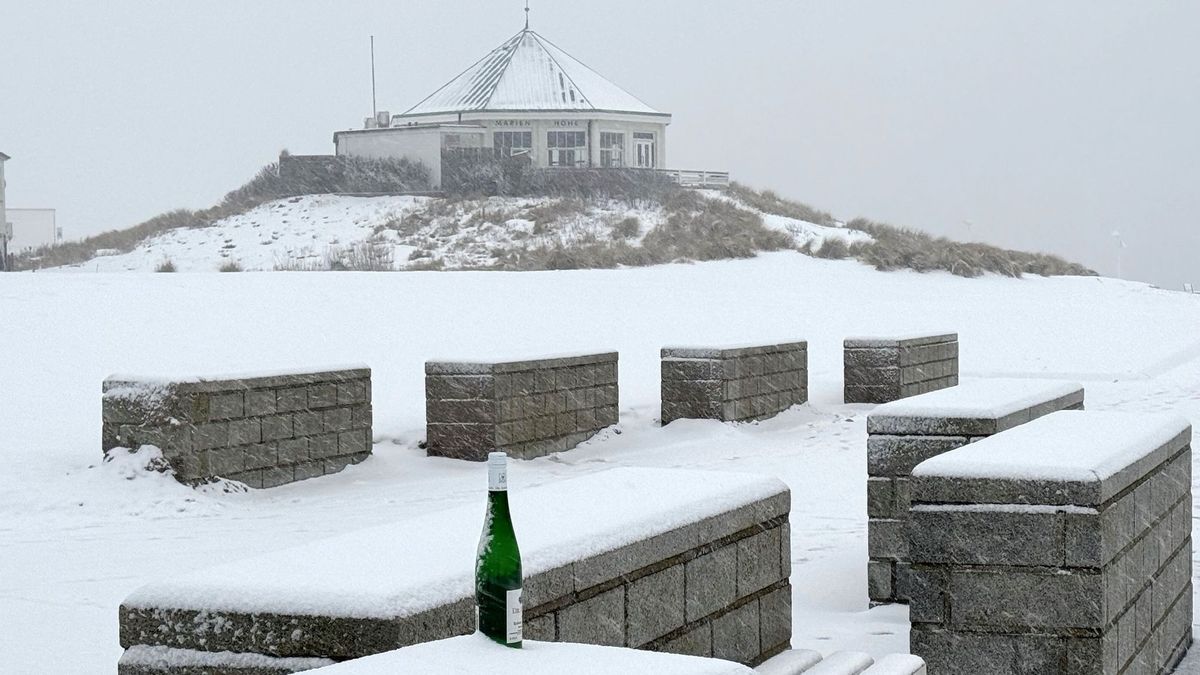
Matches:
[[402, 30, 665, 117]]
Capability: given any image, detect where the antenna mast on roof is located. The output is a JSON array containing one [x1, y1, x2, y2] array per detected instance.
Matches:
[[525, 1, 530, 30], [370, 35, 378, 117]]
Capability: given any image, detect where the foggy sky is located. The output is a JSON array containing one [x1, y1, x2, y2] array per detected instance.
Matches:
[[2, 1, 1197, 287]]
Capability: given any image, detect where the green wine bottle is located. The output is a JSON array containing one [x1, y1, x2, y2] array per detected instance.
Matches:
[[476, 452, 523, 647]]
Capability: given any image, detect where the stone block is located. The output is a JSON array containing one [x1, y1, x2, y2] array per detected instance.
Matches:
[[759, 585, 792, 652], [524, 613, 555, 641], [711, 600, 760, 665], [909, 507, 1065, 567], [209, 392, 245, 420], [868, 560, 893, 604], [196, 423, 230, 450], [244, 443, 279, 471], [663, 359, 721, 382], [737, 527, 783, 596], [868, 436, 969, 477], [228, 418, 262, 446], [206, 446, 244, 476], [308, 433, 339, 459], [426, 375, 492, 401], [657, 623, 711, 658], [293, 460, 325, 482], [911, 625, 1064, 675], [558, 586, 624, 647], [627, 566, 686, 646], [868, 519, 908, 561], [307, 383, 338, 409], [685, 544, 738, 622], [262, 466, 294, 489], [275, 438, 308, 465], [323, 407, 354, 433], [276, 387, 308, 413], [339, 430, 369, 456], [261, 415, 293, 442], [246, 389, 278, 415], [292, 410, 323, 437]]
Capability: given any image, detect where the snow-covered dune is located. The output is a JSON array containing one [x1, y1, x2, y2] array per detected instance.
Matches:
[[3, 254, 1200, 672], [44, 193, 867, 273]]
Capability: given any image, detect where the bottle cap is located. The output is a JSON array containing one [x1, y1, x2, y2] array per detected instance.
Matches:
[[488, 452, 508, 491]]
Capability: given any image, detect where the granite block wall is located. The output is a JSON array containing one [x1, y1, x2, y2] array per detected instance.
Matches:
[[661, 343, 807, 425], [117, 481, 792, 673], [844, 334, 959, 404], [425, 353, 619, 461], [866, 382, 1084, 605], [102, 369, 372, 489], [907, 412, 1192, 675]]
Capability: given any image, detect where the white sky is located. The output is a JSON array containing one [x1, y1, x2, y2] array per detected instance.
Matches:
[[2, 1, 1197, 286]]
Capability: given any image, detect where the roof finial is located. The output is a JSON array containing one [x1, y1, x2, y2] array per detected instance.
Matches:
[[524, 1, 530, 30]]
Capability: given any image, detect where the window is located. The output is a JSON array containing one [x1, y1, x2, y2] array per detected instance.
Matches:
[[634, 132, 657, 169], [494, 131, 533, 159], [600, 132, 625, 168], [548, 131, 587, 167]]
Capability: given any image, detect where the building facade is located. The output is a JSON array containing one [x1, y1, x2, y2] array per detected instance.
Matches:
[[6, 208, 59, 254], [334, 28, 670, 189], [0, 152, 9, 270]]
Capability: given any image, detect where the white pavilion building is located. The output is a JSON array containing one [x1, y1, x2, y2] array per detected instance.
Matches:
[[333, 26, 683, 189]]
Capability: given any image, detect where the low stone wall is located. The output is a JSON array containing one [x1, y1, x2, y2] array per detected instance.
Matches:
[[908, 411, 1192, 675], [661, 343, 807, 425], [102, 368, 372, 489], [425, 353, 618, 461], [866, 379, 1084, 605], [117, 468, 791, 673], [844, 334, 959, 404]]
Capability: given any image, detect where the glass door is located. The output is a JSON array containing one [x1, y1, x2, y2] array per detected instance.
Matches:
[[634, 132, 657, 168]]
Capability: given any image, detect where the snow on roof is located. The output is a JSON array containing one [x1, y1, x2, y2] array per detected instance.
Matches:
[[912, 410, 1190, 485], [310, 634, 755, 675], [0, 151, 9, 161], [403, 30, 666, 117], [123, 467, 785, 618]]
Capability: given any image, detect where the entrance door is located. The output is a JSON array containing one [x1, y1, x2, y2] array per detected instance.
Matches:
[[634, 133, 657, 168]]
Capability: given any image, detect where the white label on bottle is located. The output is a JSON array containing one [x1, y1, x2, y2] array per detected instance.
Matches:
[[506, 587, 523, 644], [489, 463, 507, 491]]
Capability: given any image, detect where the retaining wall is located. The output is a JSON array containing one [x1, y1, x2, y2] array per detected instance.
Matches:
[[866, 379, 1084, 605], [102, 368, 372, 488], [117, 468, 791, 673], [908, 411, 1192, 675], [661, 343, 808, 425], [844, 334, 958, 404], [425, 353, 618, 461]]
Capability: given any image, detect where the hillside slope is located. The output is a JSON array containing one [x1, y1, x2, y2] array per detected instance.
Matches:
[[46, 191, 872, 273]]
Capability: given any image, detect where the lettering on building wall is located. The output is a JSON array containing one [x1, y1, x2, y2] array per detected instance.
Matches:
[[492, 120, 583, 128]]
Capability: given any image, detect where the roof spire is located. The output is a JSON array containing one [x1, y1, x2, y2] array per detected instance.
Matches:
[[524, 1, 530, 30]]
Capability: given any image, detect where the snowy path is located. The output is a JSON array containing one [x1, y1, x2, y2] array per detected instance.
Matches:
[[4, 255, 1200, 671]]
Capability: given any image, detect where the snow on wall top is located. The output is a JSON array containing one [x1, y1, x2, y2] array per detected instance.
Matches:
[[123, 467, 786, 618], [869, 378, 1083, 421], [912, 410, 1191, 485], [311, 633, 755, 674], [403, 30, 666, 117]]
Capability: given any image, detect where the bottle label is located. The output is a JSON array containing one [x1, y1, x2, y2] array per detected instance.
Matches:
[[489, 463, 507, 491], [506, 587, 523, 643]]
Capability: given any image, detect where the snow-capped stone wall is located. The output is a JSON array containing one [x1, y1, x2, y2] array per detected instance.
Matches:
[[865, 379, 1084, 605], [425, 353, 619, 461], [102, 368, 372, 488], [907, 411, 1192, 675], [116, 468, 792, 673], [844, 334, 959, 405], [660, 343, 808, 425]]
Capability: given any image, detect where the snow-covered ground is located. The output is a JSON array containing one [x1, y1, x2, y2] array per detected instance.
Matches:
[[44, 193, 866, 273], [4, 252, 1200, 672]]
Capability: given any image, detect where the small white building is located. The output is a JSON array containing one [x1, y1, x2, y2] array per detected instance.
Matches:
[[334, 26, 675, 189], [6, 208, 60, 254]]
